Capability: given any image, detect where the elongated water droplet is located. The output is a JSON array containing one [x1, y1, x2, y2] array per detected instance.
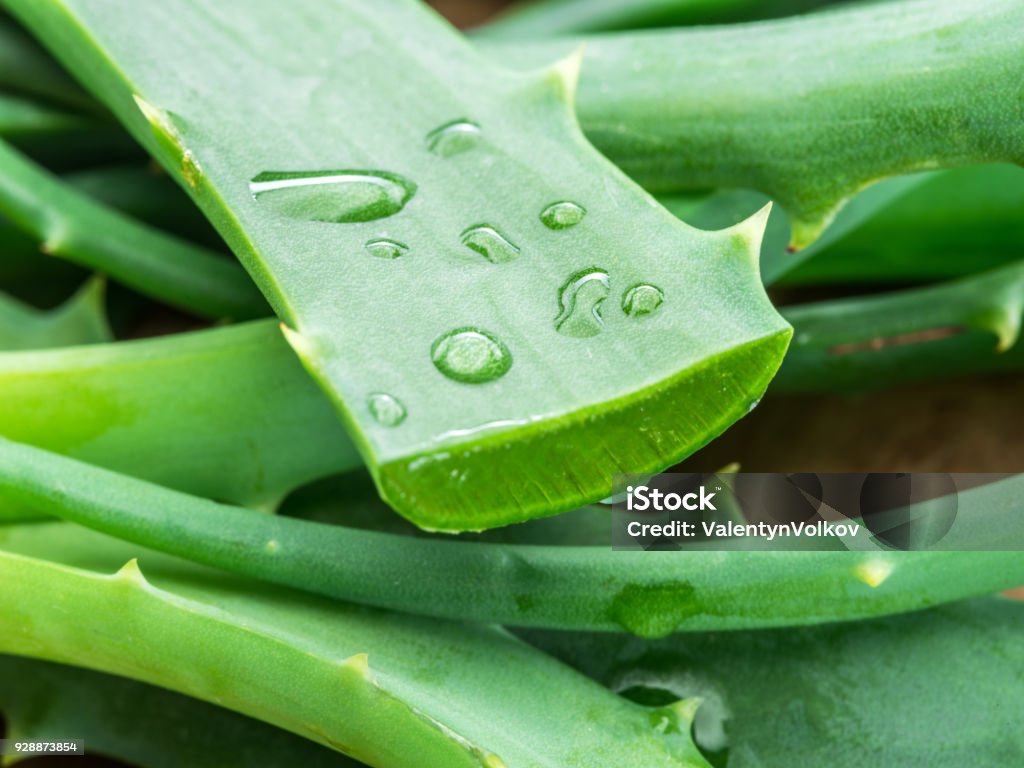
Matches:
[[622, 284, 665, 318], [365, 238, 408, 259], [556, 268, 610, 338], [540, 201, 586, 230], [460, 225, 520, 264], [249, 170, 415, 223], [432, 328, 512, 384], [426, 119, 482, 157], [368, 393, 406, 427]]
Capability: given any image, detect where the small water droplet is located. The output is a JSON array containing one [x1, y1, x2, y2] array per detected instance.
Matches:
[[622, 284, 664, 318], [432, 328, 512, 384], [365, 239, 408, 259], [368, 393, 407, 426], [460, 225, 520, 264], [426, 119, 482, 157], [249, 170, 415, 223], [540, 201, 586, 230], [555, 268, 610, 338]]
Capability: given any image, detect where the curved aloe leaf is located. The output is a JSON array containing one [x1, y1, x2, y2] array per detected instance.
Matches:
[[0, 522, 710, 768], [487, 0, 1024, 247], [777, 259, 1024, 393], [0, 138, 265, 319], [522, 598, 1024, 767], [7, 0, 789, 530], [780, 164, 1024, 285], [0, 655, 362, 768], [3, 436, 1022, 637], [476, 0, 830, 38], [0, 277, 110, 351], [0, 322, 358, 520]]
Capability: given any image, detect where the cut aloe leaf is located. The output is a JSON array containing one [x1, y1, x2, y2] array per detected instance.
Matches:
[[522, 598, 1024, 768], [0, 322, 357, 520], [0, 521, 712, 768], [0, 277, 110, 351], [0, 137, 265, 319], [487, 0, 1024, 248], [7, 0, 789, 530], [0, 655, 364, 768], [3, 436, 1023, 637], [476, 0, 831, 38], [777, 259, 1024, 393]]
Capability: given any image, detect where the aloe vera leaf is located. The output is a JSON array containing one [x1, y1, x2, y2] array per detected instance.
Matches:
[[776, 258, 1024, 393], [0, 522, 711, 768], [63, 165, 225, 246], [0, 13, 92, 110], [7, 0, 790, 530], [0, 321, 357, 520], [476, 0, 830, 38], [0, 655, 363, 768], [780, 163, 1024, 285], [521, 598, 1024, 767], [0, 277, 110, 351], [3, 436, 1022, 637], [0, 91, 93, 139], [487, 0, 1024, 248], [0, 138, 265, 319]]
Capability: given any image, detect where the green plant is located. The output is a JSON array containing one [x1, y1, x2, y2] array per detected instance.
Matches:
[[0, 0, 1021, 766]]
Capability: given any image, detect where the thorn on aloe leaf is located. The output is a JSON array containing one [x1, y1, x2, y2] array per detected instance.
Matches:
[[133, 94, 202, 188], [113, 557, 150, 586], [973, 300, 1023, 353], [854, 558, 895, 589]]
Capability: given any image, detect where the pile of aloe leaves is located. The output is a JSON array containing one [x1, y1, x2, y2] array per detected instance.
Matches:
[[1, 0, 1022, 765]]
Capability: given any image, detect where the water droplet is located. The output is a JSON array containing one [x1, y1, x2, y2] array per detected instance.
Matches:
[[540, 201, 586, 230], [426, 119, 482, 157], [460, 225, 520, 264], [365, 239, 408, 259], [555, 268, 610, 338], [368, 393, 407, 427], [249, 170, 415, 223], [432, 328, 512, 384], [622, 284, 664, 318]]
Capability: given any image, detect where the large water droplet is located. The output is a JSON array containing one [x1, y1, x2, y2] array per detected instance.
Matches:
[[426, 119, 482, 157], [365, 238, 408, 259], [249, 170, 415, 223], [368, 393, 406, 427], [540, 201, 586, 230], [622, 284, 665, 318], [461, 225, 520, 264], [556, 268, 610, 338], [432, 328, 512, 384]]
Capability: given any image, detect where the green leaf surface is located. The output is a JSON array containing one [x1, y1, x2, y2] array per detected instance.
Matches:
[[7, 0, 789, 530], [487, 0, 1024, 247], [0, 321, 358, 520], [0, 655, 361, 768], [476, 0, 832, 38], [0, 13, 92, 110], [0, 277, 110, 351], [779, 164, 1024, 285], [0, 521, 710, 768], [777, 258, 1024, 393], [521, 598, 1024, 767], [0, 137, 265, 319], [3, 436, 1022, 637]]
